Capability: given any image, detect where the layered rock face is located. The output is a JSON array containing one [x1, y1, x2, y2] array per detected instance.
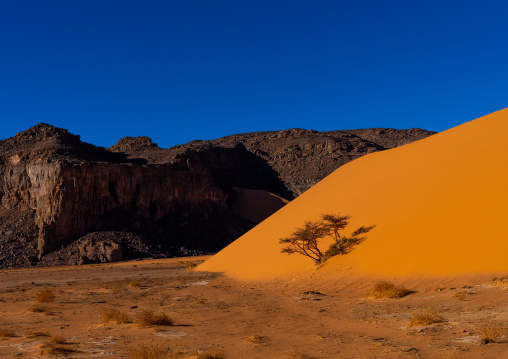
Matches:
[[35, 161, 230, 256], [0, 123, 435, 267], [0, 124, 249, 267]]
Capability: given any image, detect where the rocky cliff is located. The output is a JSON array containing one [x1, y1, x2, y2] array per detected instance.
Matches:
[[0, 124, 435, 267]]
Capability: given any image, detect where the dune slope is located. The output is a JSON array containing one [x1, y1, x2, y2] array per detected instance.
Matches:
[[199, 108, 508, 280]]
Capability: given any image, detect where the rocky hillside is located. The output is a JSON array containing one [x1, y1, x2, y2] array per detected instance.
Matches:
[[0, 123, 435, 268], [110, 127, 434, 197]]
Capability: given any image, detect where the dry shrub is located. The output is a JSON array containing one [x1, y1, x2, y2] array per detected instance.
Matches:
[[491, 275, 508, 286], [129, 344, 171, 359], [196, 350, 226, 359], [137, 310, 174, 327], [288, 349, 316, 359], [35, 289, 55, 303], [28, 305, 52, 314], [129, 279, 141, 287], [49, 335, 67, 344], [410, 306, 443, 326], [478, 325, 503, 344], [26, 330, 51, 338], [368, 281, 414, 299], [248, 335, 267, 344], [186, 262, 197, 270], [38, 335, 76, 356], [196, 297, 207, 304], [102, 309, 132, 324], [38, 343, 76, 356], [455, 291, 474, 301], [0, 328, 15, 337]]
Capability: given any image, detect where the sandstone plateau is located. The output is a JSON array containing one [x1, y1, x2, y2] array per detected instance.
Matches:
[[0, 124, 434, 268], [199, 108, 508, 280]]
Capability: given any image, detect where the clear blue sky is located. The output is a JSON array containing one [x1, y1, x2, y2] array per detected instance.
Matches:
[[1, 1, 508, 148]]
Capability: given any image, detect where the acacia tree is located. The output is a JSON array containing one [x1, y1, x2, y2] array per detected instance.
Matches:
[[279, 214, 374, 265]]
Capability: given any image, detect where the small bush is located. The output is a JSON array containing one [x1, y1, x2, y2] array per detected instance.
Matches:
[[38, 335, 77, 356], [102, 309, 132, 324], [288, 350, 316, 359], [49, 335, 67, 344], [26, 330, 51, 338], [129, 344, 170, 359], [410, 306, 443, 326], [491, 275, 508, 286], [129, 279, 141, 287], [196, 297, 207, 304], [38, 343, 76, 356], [478, 325, 503, 344], [248, 335, 267, 344], [0, 328, 15, 337], [196, 350, 226, 359], [455, 291, 473, 301], [137, 310, 174, 327], [28, 305, 52, 314], [35, 289, 55, 303], [368, 281, 414, 299]]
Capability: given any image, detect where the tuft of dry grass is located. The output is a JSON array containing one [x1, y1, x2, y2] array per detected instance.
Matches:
[[196, 297, 207, 304], [26, 330, 51, 338], [0, 328, 16, 337], [129, 279, 141, 287], [288, 349, 316, 359], [35, 289, 55, 303], [248, 335, 267, 345], [477, 325, 503, 344], [491, 275, 508, 286], [196, 350, 226, 359], [137, 310, 174, 327], [38, 335, 76, 356], [410, 306, 443, 326], [368, 281, 414, 299], [101, 309, 132, 324], [49, 335, 67, 344], [28, 305, 52, 314], [128, 344, 171, 359], [38, 344, 76, 356], [455, 291, 474, 301]]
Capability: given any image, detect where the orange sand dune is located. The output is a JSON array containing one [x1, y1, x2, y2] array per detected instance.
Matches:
[[199, 108, 508, 280]]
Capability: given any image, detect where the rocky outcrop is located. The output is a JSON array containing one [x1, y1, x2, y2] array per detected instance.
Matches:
[[0, 124, 251, 267], [38, 231, 156, 266], [109, 136, 159, 153], [0, 123, 436, 268]]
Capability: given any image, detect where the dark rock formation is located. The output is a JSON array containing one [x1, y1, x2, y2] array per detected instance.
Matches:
[[109, 136, 159, 153], [38, 231, 155, 266], [0, 123, 436, 268]]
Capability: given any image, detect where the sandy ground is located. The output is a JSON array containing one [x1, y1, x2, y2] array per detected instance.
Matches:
[[1, 257, 508, 358]]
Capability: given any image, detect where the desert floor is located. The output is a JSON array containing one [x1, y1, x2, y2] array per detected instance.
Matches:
[[1, 257, 508, 358]]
